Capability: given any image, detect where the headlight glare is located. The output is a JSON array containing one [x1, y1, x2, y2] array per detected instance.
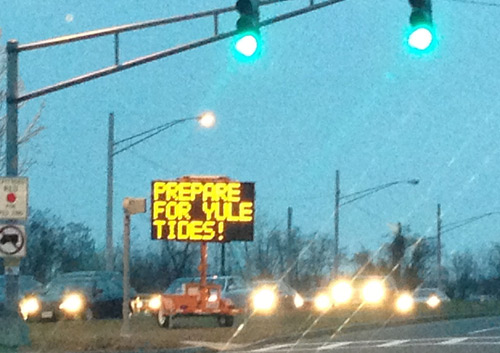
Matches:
[[396, 293, 414, 313], [331, 281, 353, 305], [19, 297, 40, 319], [426, 295, 441, 308], [314, 293, 331, 312], [59, 293, 84, 314], [294, 294, 304, 308], [148, 295, 162, 310], [252, 288, 276, 313], [362, 280, 385, 304]]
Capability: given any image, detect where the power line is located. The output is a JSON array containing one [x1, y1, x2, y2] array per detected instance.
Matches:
[[448, 0, 500, 7]]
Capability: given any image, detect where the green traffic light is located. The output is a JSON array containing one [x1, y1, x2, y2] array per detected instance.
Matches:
[[409, 27, 433, 50], [232, 31, 262, 62], [406, 24, 436, 55]]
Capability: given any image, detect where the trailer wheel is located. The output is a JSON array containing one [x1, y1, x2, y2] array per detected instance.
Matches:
[[217, 315, 234, 327], [158, 311, 172, 328]]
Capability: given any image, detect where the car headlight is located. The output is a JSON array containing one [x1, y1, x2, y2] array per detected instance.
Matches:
[[362, 280, 385, 304], [19, 296, 40, 319], [426, 295, 441, 309], [252, 288, 277, 313], [59, 293, 85, 314], [314, 293, 331, 312], [148, 295, 162, 310], [395, 293, 414, 313], [331, 281, 353, 305], [294, 294, 304, 308]]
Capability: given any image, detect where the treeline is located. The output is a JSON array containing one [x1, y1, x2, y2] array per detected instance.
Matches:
[[1, 210, 500, 300]]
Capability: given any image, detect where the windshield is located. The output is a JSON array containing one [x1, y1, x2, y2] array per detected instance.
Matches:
[[2, 1, 500, 352], [43, 278, 94, 296]]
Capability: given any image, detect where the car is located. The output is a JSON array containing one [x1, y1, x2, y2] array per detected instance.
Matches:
[[19, 271, 136, 321], [250, 279, 306, 314], [0, 275, 43, 312], [413, 287, 450, 308], [130, 293, 162, 315], [165, 275, 251, 310], [313, 275, 404, 312]]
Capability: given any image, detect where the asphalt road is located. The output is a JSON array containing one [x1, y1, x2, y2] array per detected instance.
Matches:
[[227, 316, 500, 353]]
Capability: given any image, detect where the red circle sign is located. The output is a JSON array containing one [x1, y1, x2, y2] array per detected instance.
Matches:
[[6, 193, 16, 203]]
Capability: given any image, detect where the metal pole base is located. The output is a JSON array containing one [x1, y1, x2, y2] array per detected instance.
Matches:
[[0, 316, 30, 348]]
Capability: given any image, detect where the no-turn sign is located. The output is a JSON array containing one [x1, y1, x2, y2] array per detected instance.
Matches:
[[0, 224, 26, 257]]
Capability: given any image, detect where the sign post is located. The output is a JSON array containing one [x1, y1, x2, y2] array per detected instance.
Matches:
[[121, 197, 146, 337], [0, 177, 29, 348]]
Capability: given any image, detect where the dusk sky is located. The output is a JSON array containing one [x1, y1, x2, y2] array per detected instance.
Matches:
[[1, 0, 500, 267]]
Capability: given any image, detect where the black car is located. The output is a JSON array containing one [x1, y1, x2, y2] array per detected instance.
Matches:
[[19, 271, 136, 321]]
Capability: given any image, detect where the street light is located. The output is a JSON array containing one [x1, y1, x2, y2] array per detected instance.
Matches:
[[435, 204, 500, 291], [332, 170, 419, 279], [105, 112, 216, 271]]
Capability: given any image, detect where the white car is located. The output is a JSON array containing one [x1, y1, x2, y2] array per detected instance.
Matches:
[[413, 287, 450, 308]]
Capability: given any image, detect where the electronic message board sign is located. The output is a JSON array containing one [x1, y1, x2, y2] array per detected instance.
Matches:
[[152, 177, 254, 242]]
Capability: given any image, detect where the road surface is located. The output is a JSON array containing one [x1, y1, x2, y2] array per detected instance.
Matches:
[[227, 316, 500, 353]]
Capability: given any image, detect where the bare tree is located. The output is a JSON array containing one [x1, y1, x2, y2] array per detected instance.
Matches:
[[451, 251, 478, 300]]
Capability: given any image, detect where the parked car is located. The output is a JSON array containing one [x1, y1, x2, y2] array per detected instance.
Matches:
[[130, 293, 162, 315], [0, 275, 42, 312], [19, 271, 136, 321], [165, 275, 251, 310], [250, 279, 305, 314], [414, 287, 450, 308]]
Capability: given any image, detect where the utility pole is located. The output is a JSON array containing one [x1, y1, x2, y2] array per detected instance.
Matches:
[[106, 112, 114, 271], [333, 170, 340, 279], [121, 210, 131, 336], [437, 203, 442, 290], [287, 206, 294, 283], [121, 197, 146, 337]]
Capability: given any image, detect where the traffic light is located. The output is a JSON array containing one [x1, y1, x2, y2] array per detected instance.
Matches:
[[233, 0, 262, 61], [407, 0, 435, 53]]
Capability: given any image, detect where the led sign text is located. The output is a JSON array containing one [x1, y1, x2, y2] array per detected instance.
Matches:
[[151, 180, 254, 242]]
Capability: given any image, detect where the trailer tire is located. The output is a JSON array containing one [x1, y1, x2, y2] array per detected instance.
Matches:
[[217, 315, 234, 327]]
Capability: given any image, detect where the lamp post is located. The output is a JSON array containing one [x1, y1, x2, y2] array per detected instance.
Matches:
[[332, 170, 419, 279], [105, 111, 216, 271], [436, 205, 500, 290]]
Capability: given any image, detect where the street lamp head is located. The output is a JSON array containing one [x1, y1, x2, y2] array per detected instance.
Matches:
[[407, 179, 419, 185], [198, 111, 216, 128]]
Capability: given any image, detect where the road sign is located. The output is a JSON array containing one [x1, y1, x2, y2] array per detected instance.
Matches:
[[0, 224, 26, 257], [151, 177, 255, 242], [0, 177, 28, 220]]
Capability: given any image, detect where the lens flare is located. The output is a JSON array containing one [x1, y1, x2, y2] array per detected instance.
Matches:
[[396, 293, 414, 313], [59, 293, 84, 314], [362, 280, 385, 304], [408, 27, 433, 50], [314, 293, 331, 312], [235, 34, 258, 57], [331, 281, 353, 305], [252, 288, 276, 313]]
